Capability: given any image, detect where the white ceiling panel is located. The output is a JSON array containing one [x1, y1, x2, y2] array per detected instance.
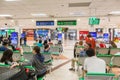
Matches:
[[0, 0, 120, 19]]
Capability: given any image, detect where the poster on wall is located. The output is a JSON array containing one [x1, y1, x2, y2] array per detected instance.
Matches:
[[57, 33, 62, 41], [79, 31, 89, 40], [113, 29, 120, 41], [11, 32, 18, 46], [103, 33, 109, 43], [96, 28, 103, 39], [89, 32, 97, 40], [23, 29, 34, 40]]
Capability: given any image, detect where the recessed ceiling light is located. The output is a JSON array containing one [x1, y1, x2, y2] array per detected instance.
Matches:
[[31, 13, 48, 17], [11, 20, 14, 22], [5, 0, 20, 1], [0, 14, 12, 17], [70, 12, 85, 16], [32, 20, 35, 22], [77, 18, 80, 21], [109, 11, 120, 15]]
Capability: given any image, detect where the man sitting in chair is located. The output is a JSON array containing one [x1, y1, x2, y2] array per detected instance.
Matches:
[[82, 48, 106, 77]]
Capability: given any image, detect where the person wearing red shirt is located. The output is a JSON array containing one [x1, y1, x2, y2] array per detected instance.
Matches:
[[85, 34, 96, 49]]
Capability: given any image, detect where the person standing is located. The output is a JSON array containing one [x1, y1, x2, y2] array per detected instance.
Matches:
[[85, 34, 96, 49], [24, 37, 27, 46]]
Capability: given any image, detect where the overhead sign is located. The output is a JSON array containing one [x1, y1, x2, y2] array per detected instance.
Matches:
[[36, 21, 54, 26], [89, 17, 100, 25], [57, 20, 76, 26]]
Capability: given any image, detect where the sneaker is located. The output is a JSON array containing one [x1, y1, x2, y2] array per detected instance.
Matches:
[[69, 68, 75, 71]]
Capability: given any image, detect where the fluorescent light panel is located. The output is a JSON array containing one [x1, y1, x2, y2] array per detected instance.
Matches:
[[109, 11, 120, 15], [5, 0, 20, 1], [69, 12, 85, 16], [31, 13, 48, 17], [0, 14, 12, 17]]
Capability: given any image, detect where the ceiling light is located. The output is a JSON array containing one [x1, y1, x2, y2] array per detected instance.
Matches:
[[11, 20, 14, 22], [0, 14, 12, 17], [109, 11, 120, 15], [54, 19, 57, 22], [70, 12, 85, 16], [5, 0, 20, 1], [32, 20, 35, 22], [77, 18, 80, 21], [31, 13, 48, 17]]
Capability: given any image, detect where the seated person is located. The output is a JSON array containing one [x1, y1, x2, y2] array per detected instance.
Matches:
[[0, 49, 17, 65], [44, 44, 50, 52], [48, 39, 53, 45], [0, 41, 9, 51], [82, 48, 106, 77], [11, 46, 47, 78], [69, 43, 91, 71], [37, 40, 43, 47]]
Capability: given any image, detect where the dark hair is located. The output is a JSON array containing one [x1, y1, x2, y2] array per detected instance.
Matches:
[[87, 34, 92, 37], [39, 40, 42, 43], [79, 41, 83, 45], [2, 41, 8, 46], [43, 40, 48, 45], [86, 42, 92, 48], [49, 39, 51, 42], [33, 46, 41, 54], [44, 44, 49, 49], [0, 49, 13, 62], [86, 48, 95, 57]]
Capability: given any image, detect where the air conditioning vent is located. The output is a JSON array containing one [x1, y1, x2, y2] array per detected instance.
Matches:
[[69, 2, 91, 7]]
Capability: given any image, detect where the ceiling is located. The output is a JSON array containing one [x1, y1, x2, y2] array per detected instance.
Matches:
[[0, 0, 120, 19]]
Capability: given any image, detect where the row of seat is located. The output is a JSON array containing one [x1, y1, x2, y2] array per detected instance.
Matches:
[[78, 54, 120, 80]]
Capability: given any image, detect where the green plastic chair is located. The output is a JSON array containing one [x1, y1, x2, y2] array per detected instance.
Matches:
[[37, 76, 44, 80], [85, 73, 115, 80]]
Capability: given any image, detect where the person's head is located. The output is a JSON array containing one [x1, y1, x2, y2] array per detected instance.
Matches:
[[49, 39, 51, 42], [87, 34, 92, 38], [43, 40, 48, 45], [86, 48, 95, 57], [84, 43, 92, 50], [35, 39, 38, 42], [79, 41, 83, 45], [44, 44, 49, 50], [2, 41, 9, 47], [33, 46, 41, 54], [39, 40, 42, 43], [0, 49, 13, 62]]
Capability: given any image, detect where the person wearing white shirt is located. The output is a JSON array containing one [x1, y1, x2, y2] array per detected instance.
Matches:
[[83, 48, 106, 76]]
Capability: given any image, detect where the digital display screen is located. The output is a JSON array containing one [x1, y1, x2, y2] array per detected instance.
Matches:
[[58, 33, 62, 40], [11, 32, 18, 45]]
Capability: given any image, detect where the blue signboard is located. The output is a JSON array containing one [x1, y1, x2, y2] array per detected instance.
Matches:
[[36, 21, 54, 26], [89, 32, 97, 39], [11, 32, 18, 45], [103, 33, 109, 42]]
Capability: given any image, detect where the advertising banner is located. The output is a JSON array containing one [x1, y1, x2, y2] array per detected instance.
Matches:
[[79, 31, 89, 40]]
